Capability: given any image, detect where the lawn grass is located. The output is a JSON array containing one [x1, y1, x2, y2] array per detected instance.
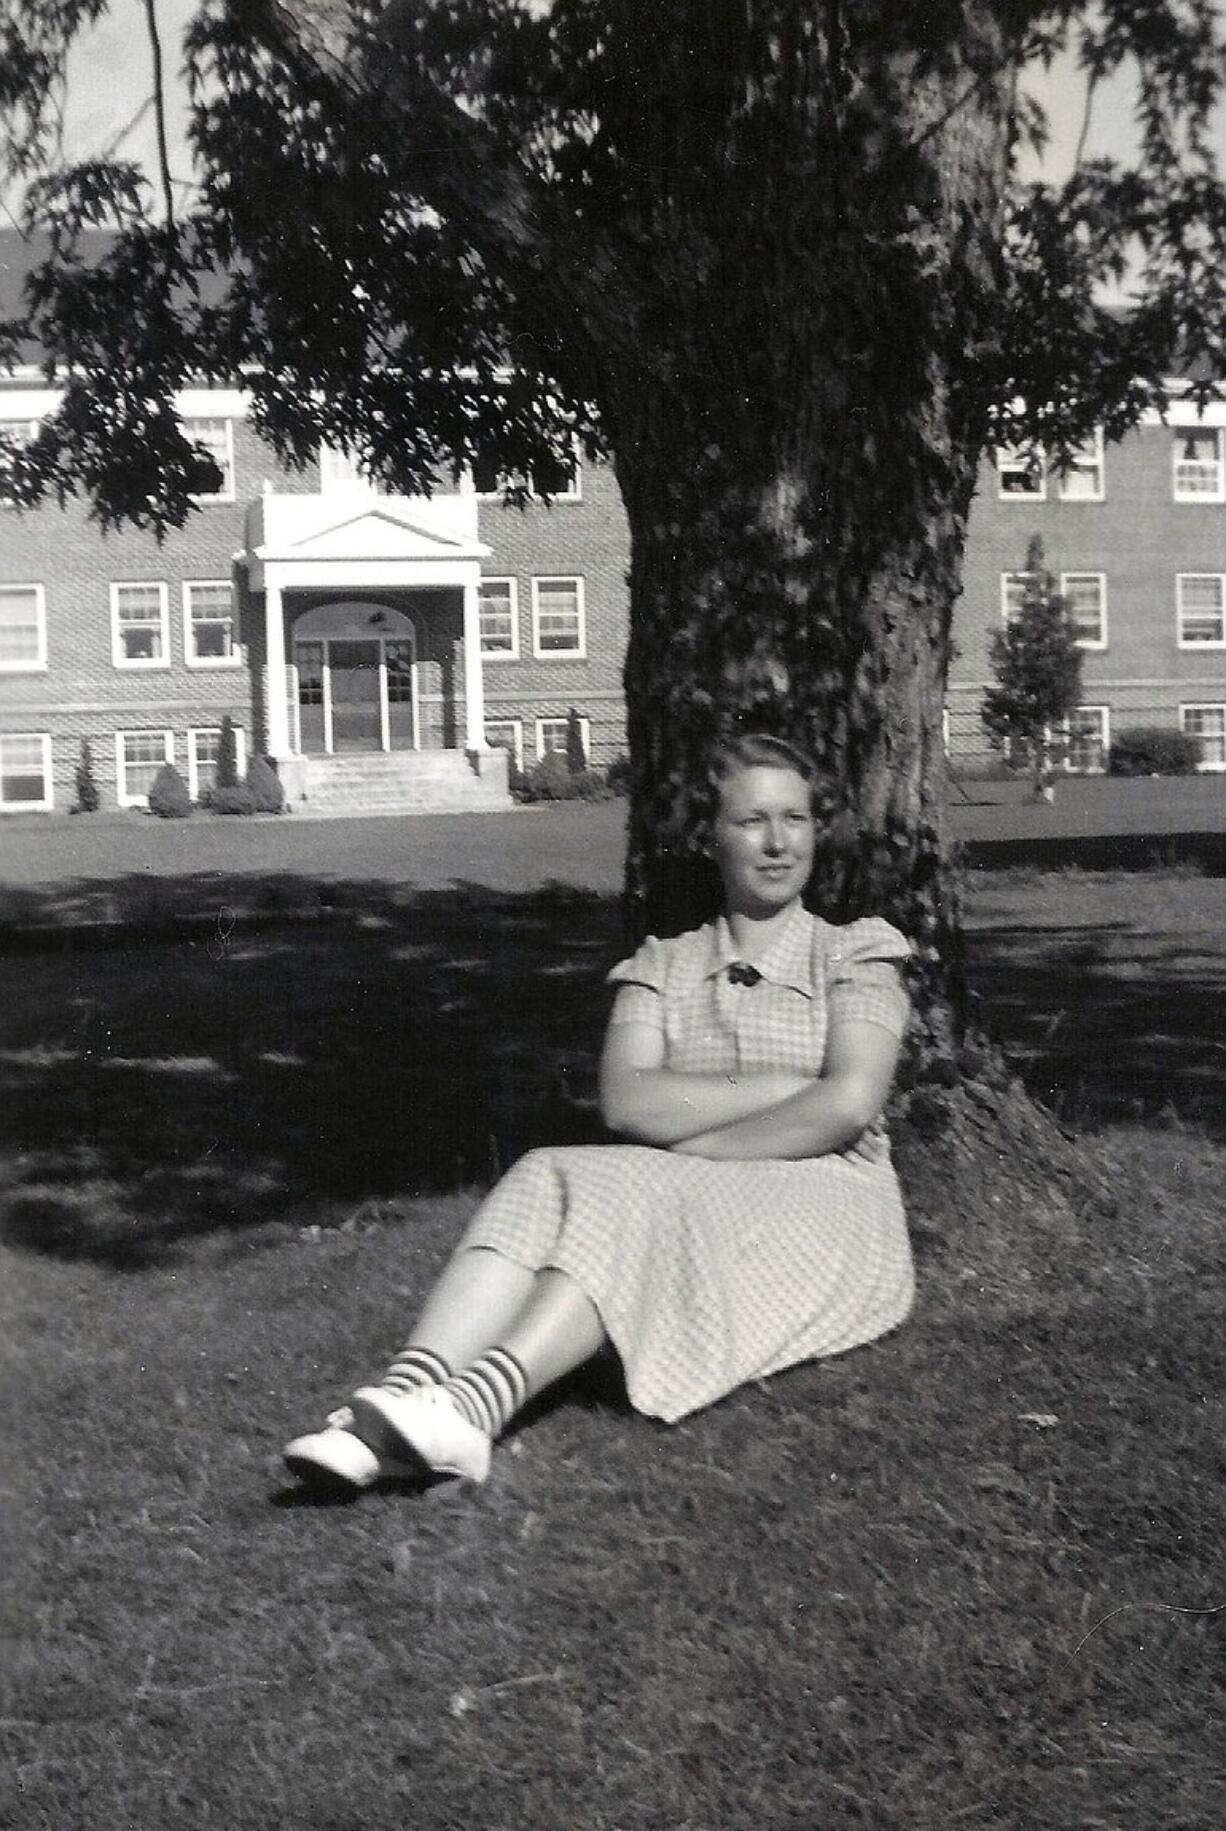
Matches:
[[3, 864, 1225, 1830]]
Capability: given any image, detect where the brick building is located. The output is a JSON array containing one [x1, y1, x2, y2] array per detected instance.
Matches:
[[3, 368, 1226, 816]]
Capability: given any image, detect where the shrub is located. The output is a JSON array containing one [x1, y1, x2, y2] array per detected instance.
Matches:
[[519, 752, 610, 801], [71, 738, 100, 813], [210, 782, 259, 816], [565, 706, 586, 775], [604, 752, 631, 795], [1108, 726, 1200, 776], [215, 716, 240, 790], [245, 755, 285, 813], [146, 763, 192, 818]]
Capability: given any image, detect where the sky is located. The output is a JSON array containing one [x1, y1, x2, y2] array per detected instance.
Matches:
[[19, 1, 1222, 208]]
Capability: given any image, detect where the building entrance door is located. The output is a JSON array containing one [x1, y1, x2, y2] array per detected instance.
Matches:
[[328, 640, 382, 751]]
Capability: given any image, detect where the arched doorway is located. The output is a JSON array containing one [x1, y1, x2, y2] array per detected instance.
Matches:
[[291, 602, 419, 753]]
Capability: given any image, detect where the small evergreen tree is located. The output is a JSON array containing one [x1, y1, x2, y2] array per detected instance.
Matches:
[[146, 762, 192, 818], [215, 715, 239, 790], [981, 538, 1084, 803], [245, 755, 285, 813], [564, 707, 586, 777], [72, 738, 100, 813]]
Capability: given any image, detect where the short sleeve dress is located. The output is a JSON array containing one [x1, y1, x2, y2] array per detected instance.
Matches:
[[454, 899, 914, 1422]]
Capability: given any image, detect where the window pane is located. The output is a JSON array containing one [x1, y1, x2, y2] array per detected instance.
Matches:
[[1179, 576, 1225, 642], [535, 580, 580, 651], [1174, 430, 1222, 496], [998, 447, 1044, 496], [187, 583, 234, 660], [0, 734, 48, 804], [183, 418, 234, 496], [1001, 572, 1033, 623], [120, 732, 170, 800], [116, 585, 164, 661], [479, 582, 515, 653], [1063, 575, 1104, 643], [538, 720, 567, 754], [0, 586, 41, 663], [1181, 706, 1226, 766], [1067, 710, 1107, 772]]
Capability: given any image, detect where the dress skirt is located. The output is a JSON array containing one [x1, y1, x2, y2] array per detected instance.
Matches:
[[455, 1142, 914, 1422]]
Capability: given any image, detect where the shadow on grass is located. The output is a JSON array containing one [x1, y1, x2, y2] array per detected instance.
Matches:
[[963, 830, 1226, 874], [0, 875, 623, 1268]]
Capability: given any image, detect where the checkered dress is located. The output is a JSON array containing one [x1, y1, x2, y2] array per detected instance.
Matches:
[[457, 903, 915, 1422]]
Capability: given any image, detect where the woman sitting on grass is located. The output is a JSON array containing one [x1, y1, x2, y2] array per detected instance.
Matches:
[[284, 732, 914, 1492]]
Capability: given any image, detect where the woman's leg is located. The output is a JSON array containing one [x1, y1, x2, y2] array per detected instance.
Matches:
[[400, 1246, 538, 1371], [493, 1268, 607, 1401]]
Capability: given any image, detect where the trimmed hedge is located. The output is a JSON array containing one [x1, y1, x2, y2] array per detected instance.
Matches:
[[246, 756, 285, 813], [1108, 726, 1200, 777], [147, 763, 192, 818]]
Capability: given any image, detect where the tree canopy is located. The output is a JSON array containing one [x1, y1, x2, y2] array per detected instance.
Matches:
[[4, 1, 1226, 533]]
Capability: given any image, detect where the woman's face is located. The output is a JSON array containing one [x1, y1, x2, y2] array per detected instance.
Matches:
[[710, 764, 817, 916]]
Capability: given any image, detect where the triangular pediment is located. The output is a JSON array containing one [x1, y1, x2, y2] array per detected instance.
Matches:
[[281, 505, 478, 560]]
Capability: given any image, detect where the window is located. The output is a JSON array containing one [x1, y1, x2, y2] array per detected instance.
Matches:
[[473, 448, 581, 501], [1064, 706, 1109, 774], [1000, 571, 1034, 624], [319, 444, 379, 495], [1173, 428, 1225, 502], [116, 730, 173, 807], [385, 640, 416, 704], [0, 733, 52, 811], [532, 576, 585, 656], [485, 718, 524, 771], [1180, 704, 1226, 771], [478, 578, 519, 658], [536, 714, 590, 761], [0, 419, 37, 505], [187, 725, 246, 800], [183, 417, 235, 501], [997, 445, 1046, 500], [184, 581, 238, 666], [1177, 574, 1226, 647], [0, 584, 47, 671], [111, 582, 169, 667], [1057, 430, 1105, 501], [1060, 572, 1107, 648]]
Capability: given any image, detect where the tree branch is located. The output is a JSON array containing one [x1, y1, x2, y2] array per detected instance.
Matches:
[[143, 0, 176, 227]]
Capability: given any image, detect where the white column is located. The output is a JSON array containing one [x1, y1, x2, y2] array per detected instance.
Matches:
[[264, 573, 291, 758], [461, 577, 488, 751]]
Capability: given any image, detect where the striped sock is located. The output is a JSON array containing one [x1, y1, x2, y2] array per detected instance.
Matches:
[[379, 1345, 453, 1395], [443, 1348, 529, 1439]]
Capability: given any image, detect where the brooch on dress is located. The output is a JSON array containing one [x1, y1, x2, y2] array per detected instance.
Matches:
[[726, 962, 763, 987]]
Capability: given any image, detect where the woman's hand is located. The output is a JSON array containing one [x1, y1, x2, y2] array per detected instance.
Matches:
[[663, 1018, 902, 1162]]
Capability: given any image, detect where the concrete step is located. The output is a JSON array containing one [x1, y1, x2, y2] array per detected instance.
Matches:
[[287, 747, 511, 815]]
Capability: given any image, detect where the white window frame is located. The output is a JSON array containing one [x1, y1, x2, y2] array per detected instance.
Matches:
[[1057, 429, 1105, 502], [996, 445, 1046, 501], [1176, 573, 1226, 648], [0, 582, 47, 672], [0, 732, 53, 812], [1060, 571, 1108, 650], [318, 443, 381, 497], [186, 725, 247, 800], [183, 580, 241, 669], [1000, 571, 1034, 625], [471, 443, 582, 503], [111, 581, 170, 670], [531, 576, 586, 658], [0, 419, 38, 507], [1172, 427, 1226, 503], [1063, 705, 1110, 775], [484, 718, 524, 772], [535, 714, 591, 762], [183, 416, 236, 503], [1179, 703, 1226, 772], [115, 729, 174, 808], [478, 577, 520, 660]]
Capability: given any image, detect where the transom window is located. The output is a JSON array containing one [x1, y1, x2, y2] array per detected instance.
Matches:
[[531, 576, 585, 656], [116, 730, 173, 807], [1180, 704, 1226, 770], [1061, 572, 1107, 648], [187, 725, 246, 800], [478, 578, 519, 658], [1057, 431, 1105, 501], [111, 582, 169, 667], [485, 718, 524, 771], [319, 444, 380, 495], [0, 583, 47, 670], [535, 714, 590, 761], [996, 445, 1046, 500], [183, 417, 235, 501], [184, 580, 238, 665], [1172, 428, 1225, 502], [0, 419, 37, 505], [0, 733, 52, 810], [1177, 574, 1226, 646], [1065, 706, 1109, 773]]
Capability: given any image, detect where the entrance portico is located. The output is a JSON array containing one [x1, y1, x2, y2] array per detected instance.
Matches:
[[242, 487, 494, 796]]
